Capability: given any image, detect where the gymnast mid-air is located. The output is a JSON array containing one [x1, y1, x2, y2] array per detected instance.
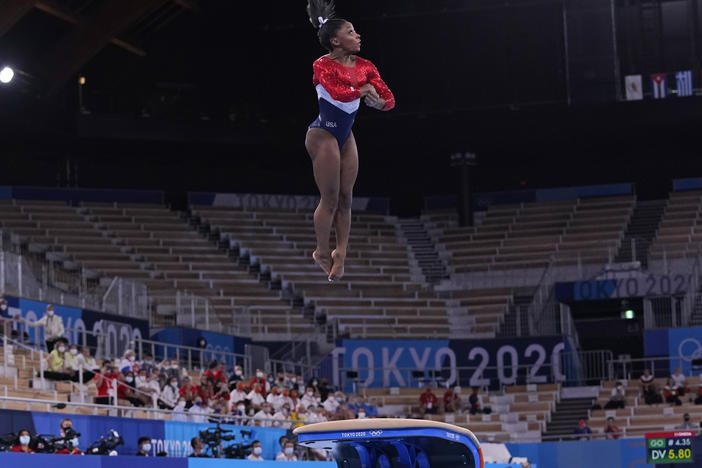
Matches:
[[305, 0, 395, 282]]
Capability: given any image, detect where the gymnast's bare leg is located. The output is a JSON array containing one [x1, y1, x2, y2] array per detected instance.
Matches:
[[330, 131, 358, 281]]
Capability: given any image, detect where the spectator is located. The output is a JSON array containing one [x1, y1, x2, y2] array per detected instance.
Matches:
[[208, 400, 229, 423], [249, 369, 267, 392], [266, 386, 283, 411], [247, 383, 266, 410], [640, 369, 660, 405], [136, 369, 157, 399], [254, 403, 275, 427], [273, 404, 292, 429], [161, 359, 181, 386], [678, 413, 695, 430], [189, 396, 209, 423], [11, 429, 34, 453], [173, 398, 189, 422], [300, 386, 319, 410], [78, 346, 99, 376], [247, 440, 264, 461], [117, 371, 145, 407], [189, 437, 208, 458], [19, 304, 64, 352], [664, 377, 683, 406], [672, 368, 688, 396], [136, 437, 152, 456], [419, 387, 438, 415], [468, 387, 485, 415], [230, 381, 250, 406], [280, 388, 294, 409], [228, 365, 245, 391], [140, 354, 156, 375], [573, 419, 592, 440], [211, 380, 230, 406], [44, 339, 72, 381], [198, 378, 215, 406], [204, 360, 227, 384], [318, 378, 331, 402], [604, 416, 621, 439], [323, 391, 342, 415], [160, 375, 180, 409], [119, 349, 139, 374], [276, 441, 298, 461], [180, 376, 199, 408], [605, 382, 626, 409], [443, 386, 463, 413], [94, 362, 117, 405]]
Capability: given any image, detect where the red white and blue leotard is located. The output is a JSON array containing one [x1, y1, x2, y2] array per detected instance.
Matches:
[[309, 55, 395, 148]]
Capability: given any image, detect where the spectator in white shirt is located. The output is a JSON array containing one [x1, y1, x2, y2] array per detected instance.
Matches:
[[247, 383, 266, 410], [266, 386, 284, 411], [323, 391, 343, 414], [189, 397, 209, 423], [276, 441, 298, 461], [160, 376, 180, 409], [119, 349, 139, 374], [253, 403, 275, 427], [672, 367, 688, 396], [232, 402, 249, 426], [19, 304, 64, 352], [272, 404, 291, 429], [230, 381, 249, 407], [140, 354, 156, 375], [172, 398, 188, 422], [247, 441, 264, 461], [300, 386, 319, 410]]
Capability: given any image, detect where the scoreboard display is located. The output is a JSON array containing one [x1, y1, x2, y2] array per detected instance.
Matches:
[[645, 431, 695, 464]]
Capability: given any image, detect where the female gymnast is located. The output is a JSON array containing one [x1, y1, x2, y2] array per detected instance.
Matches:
[[305, 0, 395, 282]]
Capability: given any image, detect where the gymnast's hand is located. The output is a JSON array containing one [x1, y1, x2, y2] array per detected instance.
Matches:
[[359, 83, 379, 100], [364, 94, 386, 110]]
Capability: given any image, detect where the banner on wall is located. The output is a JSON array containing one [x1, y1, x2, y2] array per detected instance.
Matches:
[[666, 327, 702, 377], [555, 274, 692, 302], [332, 337, 567, 390], [0, 410, 286, 459], [1, 296, 149, 358]]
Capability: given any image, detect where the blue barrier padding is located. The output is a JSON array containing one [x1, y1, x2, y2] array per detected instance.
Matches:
[[673, 177, 702, 192]]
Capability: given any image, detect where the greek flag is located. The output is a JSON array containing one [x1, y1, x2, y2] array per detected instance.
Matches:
[[651, 73, 667, 99], [676, 70, 693, 97]]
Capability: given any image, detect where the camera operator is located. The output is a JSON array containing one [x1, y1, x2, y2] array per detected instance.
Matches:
[[189, 437, 210, 458], [247, 440, 264, 461], [56, 420, 83, 455], [136, 437, 152, 456], [10, 429, 34, 453]]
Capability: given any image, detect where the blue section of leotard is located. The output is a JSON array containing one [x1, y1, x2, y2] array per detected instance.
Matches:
[[309, 98, 358, 148]]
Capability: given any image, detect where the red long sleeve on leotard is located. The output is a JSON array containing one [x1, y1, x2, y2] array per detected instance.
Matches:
[[312, 56, 395, 111]]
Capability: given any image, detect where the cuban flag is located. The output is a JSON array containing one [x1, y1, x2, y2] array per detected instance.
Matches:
[[676, 70, 693, 97], [651, 73, 667, 99]]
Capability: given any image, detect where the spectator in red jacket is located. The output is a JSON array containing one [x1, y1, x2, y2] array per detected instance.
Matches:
[[604, 416, 621, 439], [419, 387, 438, 415], [248, 369, 267, 393], [179, 376, 199, 408], [443, 386, 463, 413], [204, 360, 227, 384], [94, 362, 118, 405], [10, 429, 34, 453]]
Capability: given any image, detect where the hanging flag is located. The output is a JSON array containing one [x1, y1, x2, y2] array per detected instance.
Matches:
[[651, 73, 667, 99], [624, 75, 643, 101], [676, 70, 694, 97]]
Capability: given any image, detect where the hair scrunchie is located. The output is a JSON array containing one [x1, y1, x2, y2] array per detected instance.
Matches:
[[318, 16, 328, 28]]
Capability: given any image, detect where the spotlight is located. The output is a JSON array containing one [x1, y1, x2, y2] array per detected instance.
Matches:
[[0, 66, 14, 84]]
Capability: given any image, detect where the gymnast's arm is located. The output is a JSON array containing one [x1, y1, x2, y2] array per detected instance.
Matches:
[[313, 60, 366, 101], [365, 62, 395, 111]]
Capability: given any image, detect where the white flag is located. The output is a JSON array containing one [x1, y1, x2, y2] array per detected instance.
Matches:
[[625, 75, 643, 101]]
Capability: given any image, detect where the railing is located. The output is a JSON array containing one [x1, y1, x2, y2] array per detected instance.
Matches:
[[606, 355, 692, 381]]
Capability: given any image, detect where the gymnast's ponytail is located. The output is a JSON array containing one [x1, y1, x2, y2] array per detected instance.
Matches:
[[306, 0, 347, 51]]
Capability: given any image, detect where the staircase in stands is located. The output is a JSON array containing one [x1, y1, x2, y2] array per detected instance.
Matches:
[[614, 199, 666, 268], [542, 397, 595, 441], [397, 218, 449, 284]]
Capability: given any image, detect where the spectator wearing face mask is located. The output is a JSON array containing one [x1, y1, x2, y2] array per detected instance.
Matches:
[[300, 387, 319, 409], [228, 365, 245, 391], [64, 344, 96, 384], [94, 362, 118, 405], [179, 376, 199, 408], [11, 429, 34, 453], [247, 383, 266, 410], [273, 404, 292, 429], [189, 396, 209, 423], [249, 369, 267, 393], [230, 381, 249, 406], [276, 441, 298, 461], [44, 339, 73, 381], [247, 440, 264, 461], [160, 376, 181, 409], [136, 437, 152, 456], [232, 401, 249, 425], [118, 371, 145, 407], [254, 403, 275, 427], [120, 350, 139, 374], [20, 304, 64, 352], [140, 354, 156, 376], [160, 359, 181, 386], [172, 398, 189, 422], [266, 386, 284, 411], [78, 347, 99, 377], [419, 387, 439, 415]]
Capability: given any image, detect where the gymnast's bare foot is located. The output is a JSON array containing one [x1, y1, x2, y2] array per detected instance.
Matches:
[[329, 249, 346, 282], [313, 249, 332, 276]]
